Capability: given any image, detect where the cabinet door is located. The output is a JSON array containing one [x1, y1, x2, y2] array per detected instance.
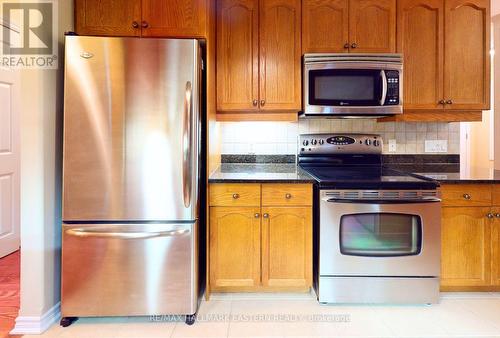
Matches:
[[262, 207, 312, 289], [217, 0, 259, 112], [209, 207, 261, 290], [397, 0, 444, 110], [142, 0, 207, 37], [349, 0, 396, 53], [75, 0, 141, 36], [259, 0, 302, 111], [444, 0, 490, 110], [441, 207, 491, 288], [492, 208, 500, 285], [302, 0, 349, 53]]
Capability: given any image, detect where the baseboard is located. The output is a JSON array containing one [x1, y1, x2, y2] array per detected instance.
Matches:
[[10, 302, 61, 335]]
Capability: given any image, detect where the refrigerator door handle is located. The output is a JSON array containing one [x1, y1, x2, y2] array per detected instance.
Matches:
[[182, 81, 193, 208], [65, 227, 190, 239]]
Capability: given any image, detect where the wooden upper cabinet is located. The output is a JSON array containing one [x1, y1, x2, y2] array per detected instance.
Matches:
[[75, 0, 141, 36], [261, 207, 312, 289], [398, 0, 444, 110], [259, 0, 302, 111], [441, 207, 492, 288], [302, 0, 349, 53], [216, 0, 259, 112], [444, 0, 490, 110], [349, 0, 396, 53], [141, 0, 207, 37]]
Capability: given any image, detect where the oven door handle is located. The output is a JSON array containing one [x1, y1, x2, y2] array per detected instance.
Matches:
[[323, 198, 441, 204]]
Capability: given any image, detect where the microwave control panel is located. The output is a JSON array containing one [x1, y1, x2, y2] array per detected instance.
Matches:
[[384, 70, 400, 105]]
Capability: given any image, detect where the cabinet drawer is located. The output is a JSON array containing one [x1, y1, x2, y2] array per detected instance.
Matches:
[[441, 184, 492, 207], [262, 184, 312, 206], [492, 185, 500, 206], [209, 184, 261, 207]]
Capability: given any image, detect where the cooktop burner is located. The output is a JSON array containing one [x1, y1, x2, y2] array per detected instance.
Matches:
[[298, 133, 439, 190]]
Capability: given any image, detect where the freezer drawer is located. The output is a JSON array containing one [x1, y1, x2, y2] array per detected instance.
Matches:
[[61, 222, 198, 317]]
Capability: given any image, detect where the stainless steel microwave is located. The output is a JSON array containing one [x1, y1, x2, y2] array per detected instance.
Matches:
[[303, 54, 403, 117]]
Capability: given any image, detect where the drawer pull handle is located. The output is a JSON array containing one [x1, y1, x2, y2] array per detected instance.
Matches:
[[285, 193, 292, 199], [487, 213, 494, 219], [254, 213, 260, 218], [263, 213, 269, 218], [463, 194, 471, 200], [232, 193, 240, 199]]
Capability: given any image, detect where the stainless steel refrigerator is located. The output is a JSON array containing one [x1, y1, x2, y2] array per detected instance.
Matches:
[[61, 36, 203, 324]]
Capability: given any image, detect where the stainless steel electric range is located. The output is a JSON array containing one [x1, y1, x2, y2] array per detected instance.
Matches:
[[299, 133, 441, 304]]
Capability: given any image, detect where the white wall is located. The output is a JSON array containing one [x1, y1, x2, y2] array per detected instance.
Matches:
[[12, 1, 73, 333], [220, 120, 460, 155]]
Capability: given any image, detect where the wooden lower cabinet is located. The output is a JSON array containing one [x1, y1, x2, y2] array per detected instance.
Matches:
[[262, 207, 312, 289], [441, 207, 491, 289], [209, 207, 261, 290], [491, 208, 500, 286]]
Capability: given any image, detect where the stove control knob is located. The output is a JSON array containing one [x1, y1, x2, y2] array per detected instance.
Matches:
[[365, 139, 372, 146], [373, 140, 380, 147], [311, 139, 318, 145], [302, 140, 309, 146], [319, 139, 324, 145]]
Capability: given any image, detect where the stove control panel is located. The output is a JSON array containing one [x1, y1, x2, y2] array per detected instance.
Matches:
[[299, 133, 383, 155]]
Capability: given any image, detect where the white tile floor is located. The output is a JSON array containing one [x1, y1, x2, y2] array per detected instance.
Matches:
[[24, 292, 500, 338]]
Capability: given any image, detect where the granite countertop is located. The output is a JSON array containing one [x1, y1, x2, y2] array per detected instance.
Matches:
[[410, 167, 500, 184], [208, 163, 316, 183]]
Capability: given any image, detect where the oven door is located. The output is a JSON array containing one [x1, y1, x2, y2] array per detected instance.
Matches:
[[319, 193, 441, 277]]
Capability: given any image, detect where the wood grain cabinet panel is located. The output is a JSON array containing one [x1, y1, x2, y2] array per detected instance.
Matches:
[[397, 0, 444, 110], [75, 0, 141, 36], [491, 185, 500, 206], [216, 0, 259, 111], [302, 0, 349, 53], [209, 207, 261, 290], [349, 0, 396, 53], [259, 0, 302, 111], [492, 208, 500, 286], [141, 0, 207, 37], [441, 207, 492, 288], [444, 0, 490, 110], [261, 207, 312, 288], [209, 183, 261, 207], [441, 184, 492, 207], [262, 184, 312, 206]]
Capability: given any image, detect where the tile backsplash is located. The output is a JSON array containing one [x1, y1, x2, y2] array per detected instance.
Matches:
[[219, 119, 460, 155]]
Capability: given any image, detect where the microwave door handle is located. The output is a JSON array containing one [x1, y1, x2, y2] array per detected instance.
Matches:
[[380, 70, 387, 105]]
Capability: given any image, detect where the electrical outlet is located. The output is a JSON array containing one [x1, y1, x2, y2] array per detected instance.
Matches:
[[425, 140, 448, 153], [388, 139, 397, 152]]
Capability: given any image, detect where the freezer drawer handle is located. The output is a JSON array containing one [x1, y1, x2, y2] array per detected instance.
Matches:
[[182, 81, 193, 208], [65, 228, 190, 239]]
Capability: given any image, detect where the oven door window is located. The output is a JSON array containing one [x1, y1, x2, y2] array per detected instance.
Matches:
[[309, 69, 383, 106], [339, 213, 422, 257]]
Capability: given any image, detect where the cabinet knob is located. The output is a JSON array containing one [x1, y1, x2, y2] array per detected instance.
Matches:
[[141, 21, 149, 28], [463, 193, 471, 200], [260, 99, 265, 106], [252, 99, 258, 106], [487, 213, 494, 219], [344, 43, 350, 49], [254, 213, 260, 218], [351, 43, 358, 49], [439, 100, 445, 105], [263, 213, 269, 218], [232, 193, 239, 199], [132, 21, 139, 29], [446, 99, 453, 104], [495, 213, 500, 218], [285, 193, 292, 199]]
